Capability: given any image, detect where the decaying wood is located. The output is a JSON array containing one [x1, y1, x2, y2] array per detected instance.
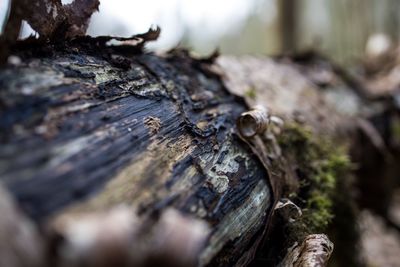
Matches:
[[1, 37, 400, 266], [2, 0, 100, 39], [0, 0, 100, 64], [278, 234, 333, 267], [0, 40, 274, 266]]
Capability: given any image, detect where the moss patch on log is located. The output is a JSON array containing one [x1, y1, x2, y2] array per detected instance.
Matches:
[[278, 122, 351, 240]]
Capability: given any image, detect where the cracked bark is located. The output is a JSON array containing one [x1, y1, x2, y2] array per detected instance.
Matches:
[[0, 41, 398, 267]]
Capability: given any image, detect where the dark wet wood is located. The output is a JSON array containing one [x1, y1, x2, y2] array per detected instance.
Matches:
[[0, 42, 273, 266]]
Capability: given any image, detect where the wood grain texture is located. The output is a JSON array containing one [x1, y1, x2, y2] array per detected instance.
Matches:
[[2, 40, 397, 267], [0, 43, 274, 266]]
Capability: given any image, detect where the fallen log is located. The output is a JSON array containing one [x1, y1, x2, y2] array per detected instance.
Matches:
[[0, 41, 275, 266], [0, 39, 398, 266]]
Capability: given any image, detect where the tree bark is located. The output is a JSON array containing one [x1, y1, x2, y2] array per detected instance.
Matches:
[[0, 41, 275, 267], [0, 41, 398, 266]]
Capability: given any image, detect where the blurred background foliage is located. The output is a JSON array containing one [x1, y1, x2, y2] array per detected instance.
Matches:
[[1, 0, 400, 65]]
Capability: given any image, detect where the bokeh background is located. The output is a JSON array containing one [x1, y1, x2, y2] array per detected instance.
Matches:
[[1, 0, 400, 66]]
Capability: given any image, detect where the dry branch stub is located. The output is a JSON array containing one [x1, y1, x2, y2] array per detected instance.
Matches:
[[278, 234, 334, 267], [0, 0, 101, 64]]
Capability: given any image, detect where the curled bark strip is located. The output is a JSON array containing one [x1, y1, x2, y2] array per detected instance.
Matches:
[[275, 198, 302, 223], [237, 106, 270, 138], [279, 234, 334, 267]]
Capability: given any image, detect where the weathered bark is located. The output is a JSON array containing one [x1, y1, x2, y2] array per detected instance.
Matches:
[[0, 41, 275, 267], [0, 41, 398, 266], [278, 234, 333, 267]]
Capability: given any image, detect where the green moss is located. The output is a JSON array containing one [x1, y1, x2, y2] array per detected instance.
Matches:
[[277, 122, 351, 239], [244, 87, 257, 100]]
